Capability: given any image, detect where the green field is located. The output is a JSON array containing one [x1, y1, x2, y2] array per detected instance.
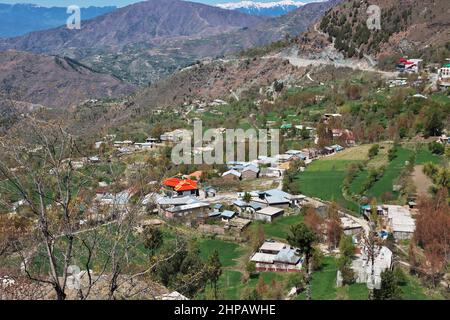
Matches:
[[294, 159, 361, 212], [365, 147, 413, 199], [250, 214, 305, 240], [415, 148, 442, 165], [198, 238, 246, 268]]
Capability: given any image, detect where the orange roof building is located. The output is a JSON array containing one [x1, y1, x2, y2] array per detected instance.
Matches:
[[162, 178, 199, 196]]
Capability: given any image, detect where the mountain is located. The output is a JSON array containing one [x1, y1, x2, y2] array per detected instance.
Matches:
[[0, 0, 340, 85], [299, 0, 450, 64], [0, 0, 263, 53], [217, 1, 306, 17], [0, 50, 135, 109], [0, 3, 116, 38]]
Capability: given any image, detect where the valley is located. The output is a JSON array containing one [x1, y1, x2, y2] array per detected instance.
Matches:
[[0, 0, 448, 304]]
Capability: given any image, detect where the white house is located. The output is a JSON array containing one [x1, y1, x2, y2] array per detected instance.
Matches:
[[255, 206, 285, 223]]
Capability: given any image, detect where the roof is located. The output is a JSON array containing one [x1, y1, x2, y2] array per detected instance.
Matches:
[[257, 206, 284, 216], [208, 211, 221, 218], [163, 178, 198, 191], [385, 205, 415, 233], [260, 241, 286, 252], [221, 210, 236, 219], [251, 252, 275, 264], [274, 247, 301, 265], [157, 196, 198, 206], [222, 169, 241, 177], [242, 165, 260, 173], [166, 201, 209, 213]]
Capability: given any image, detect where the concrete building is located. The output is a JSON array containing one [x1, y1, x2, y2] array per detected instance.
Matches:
[[255, 206, 285, 223], [250, 240, 303, 273], [383, 205, 415, 240]]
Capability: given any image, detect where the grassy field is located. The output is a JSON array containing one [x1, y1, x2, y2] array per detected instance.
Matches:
[[294, 158, 361, 212], [198, 238, 246, 268], [249, 214, 304, 240], [366, 147, 413, 199]]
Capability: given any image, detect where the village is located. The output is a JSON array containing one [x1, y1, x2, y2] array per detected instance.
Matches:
[[1, 54, 449, 301]]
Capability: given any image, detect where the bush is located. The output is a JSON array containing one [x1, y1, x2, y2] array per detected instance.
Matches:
[[429, 141, 445, 155], [368, 144, 380, 159], [341, 265, 355, 285]]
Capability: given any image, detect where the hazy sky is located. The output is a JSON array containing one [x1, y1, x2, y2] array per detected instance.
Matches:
[[0, 0, 316, 8]]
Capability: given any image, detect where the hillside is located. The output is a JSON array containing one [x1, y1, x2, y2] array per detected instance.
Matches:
[[0, 0, 339, 85], [0, 50, 135, 109], [298, 0, 450, 64]]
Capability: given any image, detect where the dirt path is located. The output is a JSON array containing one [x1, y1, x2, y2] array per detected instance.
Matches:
[[412, 165, 433, 197]]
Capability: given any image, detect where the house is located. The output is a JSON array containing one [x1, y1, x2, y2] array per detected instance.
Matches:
[[134, 142, 154, 150], [220, 210, 236, 221], [160, 129, 191, 143], [156, 196, 210, 220], [350, 246, 393, 290], [250, 240, 303, 273], [113, 140, 134, 148], [146, 137, 161, 144], [323, 113, 342, 123], [340, 216, 363, 236], [253, 189, 305, 208], [360, 204, 384, 219], [204, 186, 217, 198], [438, 63, 450, 88], [233, 200, 263, 215], [241, 165, 260, 180], [226, 217, 252, 234], [162, 178, 199, 197], [222, 169, 241, 181], [383, 205, 415, 240], [285, 150, 308, 161], [255, 206, 284, 223], [330, 144, 344, 152]]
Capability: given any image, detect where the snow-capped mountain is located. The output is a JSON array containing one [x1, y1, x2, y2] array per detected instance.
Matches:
[[217, 1, 307, 17]]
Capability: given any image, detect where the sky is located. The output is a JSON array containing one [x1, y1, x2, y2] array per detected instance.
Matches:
[[0, 0, 315, 8]]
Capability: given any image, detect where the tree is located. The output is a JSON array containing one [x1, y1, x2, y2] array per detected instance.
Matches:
[[241, 287, 261, 300], [246, 261, 257, 278], [250, 224, 265, 251], [428, 141, 445, 155], [207, 250, 222, 300], [287, 223, 317, 300], [368, 144, 380, 159], [143, 227, 163, 256], [338, 235, 356, 285], [303, 206, 323, 239], [363, 200, 383, 299], [373, 269, 402, 300], [326, 202, 343, 250], [413, 189, 450, 286], [255, 277, 268, 298], [243, 192, 252, 203]]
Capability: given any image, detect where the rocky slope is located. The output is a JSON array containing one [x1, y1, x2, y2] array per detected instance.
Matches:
[[0, 50, 135, 109]]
